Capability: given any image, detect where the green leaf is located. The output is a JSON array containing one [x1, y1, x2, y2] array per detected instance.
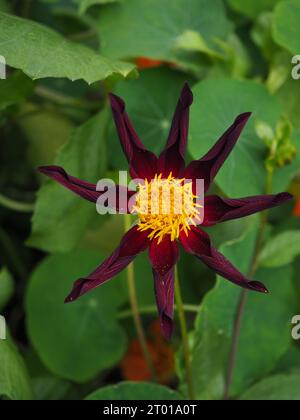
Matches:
[[227, 0, 281, 19], [85, 382, 182, 400], [277, 79, 300, 130], [32, 376, 72, 400], [109, 68, 191, 169], [258, 230, 300, 268], [97, 0, 231, 71], [28, 110, 108, 253], [26, 250, 127, 383], [190, 226, 296, 399], [174, 30, 224, 59], [77, 0, 119, 15], [0, 337, 32, 400], [273, 0, 300, 56], [0, 72, 33, 111], [239, 373, 300, 400], [189, 79, 282, 196], [0, 12, 136, 84], [0, 268, 14, 311]]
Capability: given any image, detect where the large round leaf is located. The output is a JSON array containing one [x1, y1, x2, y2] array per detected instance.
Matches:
[[86, 381, 182, 400], [273, 0, 300, 55], [189, 79, 282, 197], [240, 374, 300, 400], [97, 0, 231, 70], [26, 250, 127, 383]]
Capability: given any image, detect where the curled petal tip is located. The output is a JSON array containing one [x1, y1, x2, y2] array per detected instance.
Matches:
[[275, 192, 294, 203], [37, 165, 52, 174], [236, 112, 252, 124], [38, 165, 63, 174], [248, 281, 269, 294], [180, 82, 193, 107], [64, 295, 73, 304], [109, 93, 125, 113]]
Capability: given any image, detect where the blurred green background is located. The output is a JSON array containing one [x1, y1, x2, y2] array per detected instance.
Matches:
[[0, 0, 300, 400]]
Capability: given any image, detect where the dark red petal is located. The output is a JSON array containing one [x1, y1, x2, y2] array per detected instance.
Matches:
[[184, 113, 251, 192], [203, 192, 293, 226], [179, 226, 268, 293], [65, 226, 150, 302], [38, 165, 135, 212], [149, 236, 179, 277], [109, 93, 158, 180], [153, 269, 174, 340], [158, 82, 193, 177]]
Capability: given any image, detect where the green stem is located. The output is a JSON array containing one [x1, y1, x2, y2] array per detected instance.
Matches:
[[34, 86, 99, 110], [223, 168, 274, 400], [22, 0, 32, 17], [123, 214, 157, 381], [117, 304, 199, 320], [68, 29, 98, 42], [174, 266, 195, 400], [0, 193, 35, 213]]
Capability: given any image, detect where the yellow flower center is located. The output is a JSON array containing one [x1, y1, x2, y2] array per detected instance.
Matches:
[[133, 173, 202, 243]]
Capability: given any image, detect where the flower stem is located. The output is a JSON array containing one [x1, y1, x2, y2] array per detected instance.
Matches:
[[34, 86, 99, 110], [0, 193, 35, 213], [123, 214, 157, 381], [174, 266, 195, 400], [223, 168, 274, 400]]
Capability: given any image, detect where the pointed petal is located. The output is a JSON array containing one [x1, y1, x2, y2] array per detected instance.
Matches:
[[153, 269, 174, 340], [149, 236, 178, 339], [109, 93, 158, 180], [159, 82, 193, 177], [38, 165, 135, 212], [184, 113, 251, 192], [65, 226, 150, 302], [203, 192, 293, 226], [149, 236, 179, 277], [179, 226, 268, 293]]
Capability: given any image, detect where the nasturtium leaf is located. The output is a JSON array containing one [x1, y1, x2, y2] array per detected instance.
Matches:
[[273, 0, 300, 56], [239, 373, 300, 400], [0, 337, 32, 400], [109, 67, 191, 169], [26, 250, 127, 383], [258, 230, 300, 268], [85, 381, 182, 400], [189, 79, 282, 197], [0, 72, 33, 111], [0, 12, 136, 84], [0, 267, 14, 311], [275, 345, 300, 375], [277, 79, 300, 130], [97, 0, 231, 70], [76, 0, 119, 15], [28, 110, 108, 253], [189, 225, 296, 399], [32, 376, 72, 400], [227, 0, 282, 19]]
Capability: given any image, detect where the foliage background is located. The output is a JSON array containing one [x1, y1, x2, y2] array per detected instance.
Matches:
[[0, 0, 300, 400]]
